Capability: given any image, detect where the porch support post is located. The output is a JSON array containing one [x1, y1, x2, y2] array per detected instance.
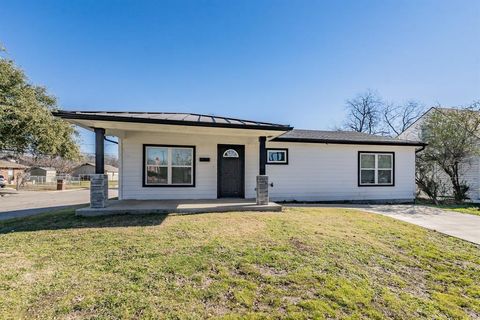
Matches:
[[259, 136, 266, 175], [94, 128, 105, 174], [256, 175, 269, 205], [257, 136, 269, 205], [91, 128, 108, 208]]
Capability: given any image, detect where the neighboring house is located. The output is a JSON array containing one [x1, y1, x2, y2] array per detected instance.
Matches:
[[398, 107, 480, 201], [0, 160, 27, 184], [29, 167, 57, 183], [55, 111, 424, 202], [71, 162, 119, 181]]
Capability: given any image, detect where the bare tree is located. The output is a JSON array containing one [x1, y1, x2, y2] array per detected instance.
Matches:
[[343, 90, 383, 134], [382, 101, 425, 136]]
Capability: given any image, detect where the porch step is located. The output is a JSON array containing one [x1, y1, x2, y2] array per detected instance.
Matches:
[[76, 199, 282, 217]]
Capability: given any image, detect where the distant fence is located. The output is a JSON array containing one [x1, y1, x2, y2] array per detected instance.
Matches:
[[77, 174, 118, 181], [26, 175, 82, 186], [24, 174, 117, 187]]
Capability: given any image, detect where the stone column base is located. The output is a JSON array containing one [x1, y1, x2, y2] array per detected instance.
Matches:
[[90, 174, 108, 208], [256, 175, 269, 205]]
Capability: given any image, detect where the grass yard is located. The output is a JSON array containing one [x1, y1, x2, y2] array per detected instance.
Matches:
[[416, 199, 480, 217], [0, 208, 479, 319], [436, 205, 480, 217]]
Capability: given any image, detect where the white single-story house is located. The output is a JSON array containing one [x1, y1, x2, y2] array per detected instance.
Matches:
[[54, 111, 424, 205], [71, 162, 119, 181]]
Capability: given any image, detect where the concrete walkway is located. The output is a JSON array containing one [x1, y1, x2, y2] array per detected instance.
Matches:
[[0, 189, 118, 221], [287, 204, 480, 245]]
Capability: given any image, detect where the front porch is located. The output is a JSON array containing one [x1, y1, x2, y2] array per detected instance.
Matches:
[[76, 198, 282, 216], [53, 111, 291, 215]]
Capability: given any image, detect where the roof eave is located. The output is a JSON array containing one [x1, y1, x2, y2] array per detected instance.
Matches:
[[53, 111, 293, 132], [271, 137, 427, 147]]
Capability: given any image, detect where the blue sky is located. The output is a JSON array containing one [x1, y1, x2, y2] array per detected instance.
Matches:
[[1, 0, 479, 155]]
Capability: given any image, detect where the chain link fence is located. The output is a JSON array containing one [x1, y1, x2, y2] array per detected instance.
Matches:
[[17, 174, 118, 190]]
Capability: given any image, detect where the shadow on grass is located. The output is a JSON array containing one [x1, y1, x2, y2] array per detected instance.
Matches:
[[0, 203, 90, 221], [0, 188, 19, 196], [0, 209, 168, 234]]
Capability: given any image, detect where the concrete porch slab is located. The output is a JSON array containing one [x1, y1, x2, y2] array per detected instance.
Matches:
[[76, 199, 282, 216]]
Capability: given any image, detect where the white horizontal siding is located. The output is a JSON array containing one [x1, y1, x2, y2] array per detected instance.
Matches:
[[119, 130, 417, 201], [266, 142, 417, 201], [461, 157, 480, 200], [120, 131, 258, 200], [433, 156, 480, 201]]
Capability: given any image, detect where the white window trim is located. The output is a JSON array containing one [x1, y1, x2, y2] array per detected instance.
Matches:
[[359, 152, 394, 186], [266, 149, 288, 164], [145, 146, 194, 186]]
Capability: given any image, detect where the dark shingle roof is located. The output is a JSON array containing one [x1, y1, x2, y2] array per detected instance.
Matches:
[[53, 111, 292, 131], [78, 162, 118, 173], [272, 129, 425, 146], [0, 160, 27, 169]]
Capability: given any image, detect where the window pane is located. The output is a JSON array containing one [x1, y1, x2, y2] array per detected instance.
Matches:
[[146, 166, 167, 184], [146, 147, 168, 165], [268, 151, 285, 162], [223, 149, 239, 158], [360, 154, 375, 168], [378, 155, 392, 169], [378, 170, 392, 184], [172, 167, 192, 184], [360, 170, 375, 184], [172, 148, 193, 166]]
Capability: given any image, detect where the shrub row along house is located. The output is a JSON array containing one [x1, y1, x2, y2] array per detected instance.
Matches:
[[54, 110, 424, 210]]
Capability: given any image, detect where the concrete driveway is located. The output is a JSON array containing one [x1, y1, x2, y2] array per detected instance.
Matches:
[[0, 189, 118, 221], [288, 204, 480, 245]]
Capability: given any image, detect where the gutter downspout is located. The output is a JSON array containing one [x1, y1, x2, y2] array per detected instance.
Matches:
[[104, 137, 118, 144], [415, 145, 426, 153]]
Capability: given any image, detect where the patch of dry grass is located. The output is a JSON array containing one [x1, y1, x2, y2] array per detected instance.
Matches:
[[0, 207, 479, 319]]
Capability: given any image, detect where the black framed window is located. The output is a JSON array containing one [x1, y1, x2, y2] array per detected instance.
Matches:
[[144, 145, 195, 187], [358, 152, 394, 186], [266, 148, 288, 164]]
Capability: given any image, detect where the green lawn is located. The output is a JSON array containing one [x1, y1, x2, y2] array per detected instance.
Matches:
[[436, 204, 480, 217], [0, 208, 479, 319], [415, 199, 480, 217]]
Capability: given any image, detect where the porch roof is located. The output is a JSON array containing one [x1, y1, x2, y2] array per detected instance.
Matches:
[[53, 110, 293, 131]]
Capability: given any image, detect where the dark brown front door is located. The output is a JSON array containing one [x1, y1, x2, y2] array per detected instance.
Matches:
[[217, 144, 245, 198]]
